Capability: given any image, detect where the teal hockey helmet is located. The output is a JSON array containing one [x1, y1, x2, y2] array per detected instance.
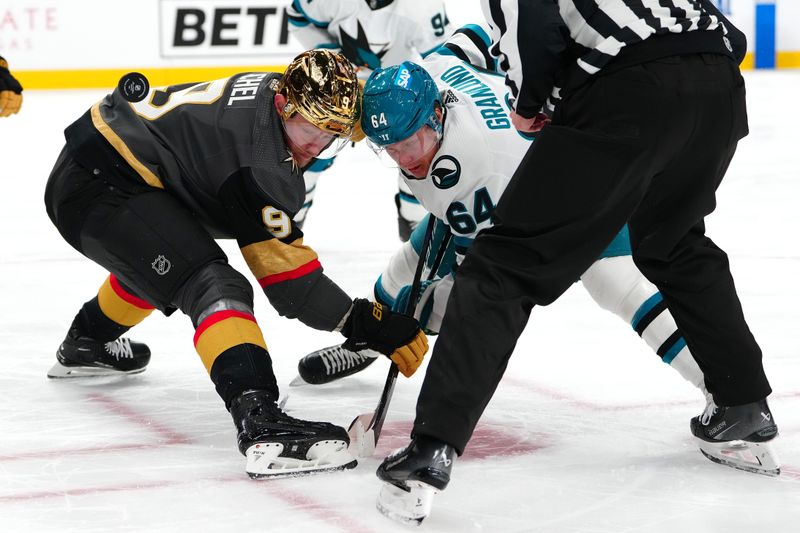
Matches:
[[361, 61, 442, 146]]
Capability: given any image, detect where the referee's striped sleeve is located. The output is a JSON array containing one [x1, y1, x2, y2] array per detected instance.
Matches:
[[480, 0, 568, 118]]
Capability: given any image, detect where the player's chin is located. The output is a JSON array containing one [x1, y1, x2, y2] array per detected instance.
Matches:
[[294, 147, 319, 167], [403, 162, 428, 178]]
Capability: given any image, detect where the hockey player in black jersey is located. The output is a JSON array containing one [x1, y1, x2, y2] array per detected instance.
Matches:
[[43, 49, 428, 478]]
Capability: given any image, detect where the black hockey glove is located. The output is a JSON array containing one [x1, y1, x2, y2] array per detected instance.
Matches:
[[0, 56, 23, 118], [341, 298, 428, 378]]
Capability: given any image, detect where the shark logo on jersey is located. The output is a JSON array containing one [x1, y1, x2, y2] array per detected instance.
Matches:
[[339, 21, 389, 70], [431, 155, 460, 189]]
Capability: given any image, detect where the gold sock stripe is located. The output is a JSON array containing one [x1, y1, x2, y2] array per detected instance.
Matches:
[[97, 277, 154, 327], [194, 313, 268, 373]]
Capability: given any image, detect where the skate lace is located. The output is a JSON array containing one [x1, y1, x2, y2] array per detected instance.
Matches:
[[700, 399, 718, 426], [104, 338, 134, 360], [320, 346, 369, 375]]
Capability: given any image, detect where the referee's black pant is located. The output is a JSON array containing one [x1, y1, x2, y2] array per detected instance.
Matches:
[[413, 53, 772, 454]]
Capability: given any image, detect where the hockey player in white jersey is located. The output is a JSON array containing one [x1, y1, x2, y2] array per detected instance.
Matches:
[[334, 29, 724, 524], [298, 26, 710, 402], [286, 0, 452, 238]]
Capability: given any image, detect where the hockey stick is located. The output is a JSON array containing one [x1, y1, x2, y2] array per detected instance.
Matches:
[[348, 214, 438, 458]]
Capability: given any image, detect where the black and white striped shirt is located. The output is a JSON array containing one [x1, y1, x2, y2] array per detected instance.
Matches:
[[481, 0, 745, 118]]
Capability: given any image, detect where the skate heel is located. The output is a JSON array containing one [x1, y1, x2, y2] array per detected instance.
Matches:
[[377, 480, 438, 526], [697, 439, 780, 477]]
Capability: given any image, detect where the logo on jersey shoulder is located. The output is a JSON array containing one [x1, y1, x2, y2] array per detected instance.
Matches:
[[722, 35, 732, 53], [442, 90, 459, 105], [151, 255, 172, 276], [430, 155, 461, 189]]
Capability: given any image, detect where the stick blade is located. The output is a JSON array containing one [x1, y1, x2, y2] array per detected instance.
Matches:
[[348, 412, 376, 458]]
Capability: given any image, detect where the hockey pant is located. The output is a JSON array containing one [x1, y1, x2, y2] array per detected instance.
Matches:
[[45, 146, 279, 406]]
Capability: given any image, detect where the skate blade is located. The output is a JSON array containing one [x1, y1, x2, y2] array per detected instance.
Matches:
[[288, 374, 307, 387], [376, 481, 437, 526], [347, 413, 376, 458], [46, 361, 146, 379], [697, 438, 781, 476], [245, 440, 357, 479]]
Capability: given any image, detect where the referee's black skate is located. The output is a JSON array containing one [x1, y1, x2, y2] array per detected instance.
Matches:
[[230, 390, 357, 478], [690, 398, 779, 476], [376, 435, 456, 526], [291, 343, 378, 385], [47, 325, 151, 378]]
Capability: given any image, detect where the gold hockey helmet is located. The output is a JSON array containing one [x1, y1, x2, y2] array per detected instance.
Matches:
[[276, 49, 360, 137]]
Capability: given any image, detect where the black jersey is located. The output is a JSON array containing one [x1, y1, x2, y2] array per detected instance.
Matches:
[[67, 72, 303, 234], [62, 72, 351, 331]]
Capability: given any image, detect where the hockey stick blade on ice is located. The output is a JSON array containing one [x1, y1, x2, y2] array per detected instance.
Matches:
[[348, 214, 437, 458]]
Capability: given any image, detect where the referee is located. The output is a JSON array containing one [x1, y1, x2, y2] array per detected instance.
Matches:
[[391, 0, 778, 478]]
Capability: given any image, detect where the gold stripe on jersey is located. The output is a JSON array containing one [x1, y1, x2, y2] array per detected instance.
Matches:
[[194, 315, 267, 372], [90, 102, 165, 189], [97, 276, 155, 327], [241, 237, 319, 281]]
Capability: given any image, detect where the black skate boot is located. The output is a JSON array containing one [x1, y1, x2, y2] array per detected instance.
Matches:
[[690, 398, 779, 476], [376, 435, 456, 525], [47, 324, 151, 378], [293, 344, 379, 385], [230, 390, 357, 478]]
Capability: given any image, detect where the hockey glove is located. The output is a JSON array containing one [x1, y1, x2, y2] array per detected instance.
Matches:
[[341, 298, 428, 378], [0, 56, 23, 118]]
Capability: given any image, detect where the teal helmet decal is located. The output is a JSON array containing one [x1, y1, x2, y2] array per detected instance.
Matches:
[[361, 61, 442, 146]]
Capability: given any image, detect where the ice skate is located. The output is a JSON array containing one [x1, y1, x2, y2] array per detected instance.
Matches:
[[47, 326, 151, 378], [230, 390, 357, 478], [376, 435, 456, 526], [690, 398, 780, 476], [291, 343, 379, 385]]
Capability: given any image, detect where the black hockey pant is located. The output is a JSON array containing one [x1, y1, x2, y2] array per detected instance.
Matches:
[[413, 54, 772, 454], [44, 147, 278, 406]]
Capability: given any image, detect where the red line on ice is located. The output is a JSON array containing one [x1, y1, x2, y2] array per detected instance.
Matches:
[[377, 420, 551, 459], [0, 393, 190, 463], [0, 479, 187, 503], [502, 376, 800, 412], [256, 483, 379, 533], [86, 393, 191, 444]]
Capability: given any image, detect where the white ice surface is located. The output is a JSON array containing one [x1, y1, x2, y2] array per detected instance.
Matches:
[[1, 71, 799, 532]]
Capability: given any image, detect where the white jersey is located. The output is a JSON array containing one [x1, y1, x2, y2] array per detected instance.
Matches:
[[408, 53, 531, 246], [374, 42, 532, 332], [287, 0, 452, 71]]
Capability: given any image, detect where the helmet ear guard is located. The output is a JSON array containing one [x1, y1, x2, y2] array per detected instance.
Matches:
[[360, 61, 442, 147], [276, 49, 361, 137]]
